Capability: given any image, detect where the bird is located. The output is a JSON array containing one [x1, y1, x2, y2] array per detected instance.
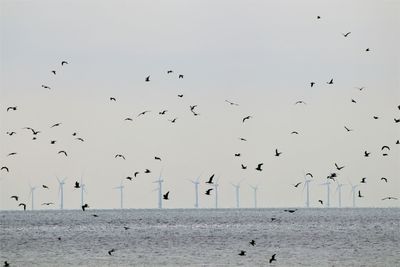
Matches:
[[58, 150, 68, 156], [51, 70, 56, 75], [206, 174, 214, 184], [255, 163, 263, 171], [6, 131, 16, 136], [115, 154, 126, 160], [24, 127, 40, 135], [284, 209, 297, 213], [154, 156, 162, 161], [360, 177, 367, 183], [249, 240, 256, 246], [108, 249, 115, 256], [295, 100, 306, 105], [169, 118, 177, 123], [342, 32, 351, 37], [163, 191, 170, 200], [351, 99, 357, 103], [396, 140, 400, 145], [225, 100, 239, 106], [205, 189, 213, 195], [10, 195, 18, 201], [239, 137, 247, 141], [358, 190, 364, 198], [42, 202, 54, 206], [395, 118, 400, 123], [178, 74, 184, 79], [1, 166, 9, 172], [293, 182, 302, 188], [167, 70, 173, 74], [92, 214, 98, 217], [327, 173, 337, 181], [144, 169, 151, 174], [355, 87, 365, 91], [7, 106, 17, 112], [50, 140, 56, 144], [234, 153, 241, 157], [125, 176, 133, 181], [382, 197, 398, 200], [238, 250, 246, 256], [177, 94, 184, 98], [310, 82, 315, 87], [72, 132, 77, 136], [327, 78, 334, 84], [241, 164, 247, 169], [61, 61, 69, 66], [242, 116, 252, 123], [4, 261, 10, 267], [74, 181, 80, 188], [373, 116, 379, 120], [291, 131, 299, 135], [50, 123, 61, 128], [274, 149, 282, 157], [269, 254, 277, 264], [124, 117, 133, 121], [42, 185, 49, 189], [82, 203, 89, 211], [344, 126, 353, 132], [145, 76, 150, 82], [380, 177, 388, 183], [306, 173, 313, 178], [137, 110, 150, 117], [365, 48, 370, 52], [159, 110, 168, 115], [19, 203, 26, 210], [110, 97, 116, 101], [134, 171, 139, 177], [364, 151, 370, 157], [190, 105, 197, 111], [123, 226, 130, 230], [335, 163, 345, 170], [75, 137, 84, 142], [7, 152, 17, 157], [381, 146, 390, 151], [41, 85, 51, 89], [318, 200, 323, 205]]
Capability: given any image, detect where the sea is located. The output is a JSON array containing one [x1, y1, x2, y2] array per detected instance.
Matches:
[[1, 208, 399, 267]]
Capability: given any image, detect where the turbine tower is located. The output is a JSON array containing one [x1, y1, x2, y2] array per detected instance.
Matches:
[[189, 175, 200, 208], [249, 184, 258, 208], [335, 182, 345, 208], [29, 184, 36, 211], [349, 181, 359, 208], [153, 169, 164, 209], [57, 177, 67, 210], [113, 181, 124, 209], [213, 177, 219, 209], [303, 177, 312, 208], [231, 179, 243, 208], [320, 180, 331, 208]]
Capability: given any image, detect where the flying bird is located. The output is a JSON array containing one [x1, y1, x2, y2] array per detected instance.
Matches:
[[284, 209, 297, 213], [126, 176, 133, 181], [24, 127, 40, 135], [51, 70, 56, 75], [310, 82, 315, 87], [206, 174, 214, 184], [293, 182, 302, 188], [373, 116, 379, 120], [6, 131, 16, 136], [358, 190, 364, 198], [380, 177, 388, 183], [351, 99, 357, 103], [82, 203, 89, 211], [58, 150, 67, 156], [115, 154, 126, 160], [124, 117, 133, 121], [234, 153, 241, 157], [306, 173, 313, 178], [137, 110, 150, 117], [177, 94, 184, 98], [291, 131, 299, 135], [42, 185, 49, 189], [205, 189, 213, 195], [238, 250, 246, 256], [75, 137, 84, 142], [364, 151, 370, 157], [295, 100, 306, 105], [61, 61, 69, 65], [124, 226, 130, 230], [342, 32, 351, 37], [134, 171, 139, 177], [365, 48, 370, 52], [269, 254, 277, 263], [74, 181, 80, 188], [381, 146, 390, 151], [41, 85, 51, 89], [242, 116, 252, 123], [169, 118, 177, 123], [159, 110, 168, 115], [42, 202, 54, 206], [108, 249, 115, 256], [335, 163, 345, 170], [6, 106, 17, 112], [395, 118, 400, 123], [239, 137, 247, 141], [110, 97, 116, 101], [225, 100, 239, 106], [344, 126, 353, 132], [50, 123, 61, 128], [249, 240, 256, 246], [255, 163, 263, 171], [382, 197, 397, 200], [154, 156, 162, 161], [274, 149, 282, 157], [19, 203, 26, 210], [317, 16, 321, 19], [327, 78, 334, 84], [7, 152, 17, 157], [4, 261, 10, 267], [190, 105, 197, 111], [10, 195, 18, 201], [144, 169, 151, 173], [167, 70, 173, 74], [50, 140, 56, 144], [145, 76, 150, 82], [241, 164, 247, 169], [360, 177, 366, 183], [178, 74, 184, 79], [355, 87, 365, 91], [318, 200, 323, 205], [1, 166, 9, 172], [163, 191, 170, 200]]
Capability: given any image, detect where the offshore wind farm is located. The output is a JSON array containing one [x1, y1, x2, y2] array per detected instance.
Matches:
[[0, 0, 399, 266]]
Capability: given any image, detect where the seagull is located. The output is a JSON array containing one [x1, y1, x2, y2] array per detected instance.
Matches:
[[76, 137, 84, 142], [234, 153, 241, 157], [342, 32, 351, 37], [306, 173, 313, 178], [241, 164, 247, 169], [190, 105, 197, 111], [145, 76, 150, 82], [144, 169, 151, 174], [351, 99, 357, 103], [274, 149, 282, 157], [373, 116, 379, 119], [327, 78, 334, 84], [169, 118, 177, 123], [327, 173, 337, 181], [382, 197, 398, 200], [381, 146, 390, 151], [61, 61, 69, 66], [310, 82, 315, 87], [74, 181, 80, 188], [10, 195, 18, 201], [295, 100, 306, 105], [358, 190, 364, 198], [42, 185, 49, 189], [365, 48, 370, 52], [115, 154, 126, 160], [167, 70, 173, 74], [242, 116, 252, 123], [52, 70, 56, 75], [177, 94, 184, 98], [137, 110, 150, 117], [1, 166, 9, 172], [7, 152, 17, 157], [126, 176, 133, 181], [50, 123, 61, 128], [42, 202, 54, 206], [7, 106, 17, 112], [255, 163, 263, 171], [364, 151, 370, 157], [380, 177, 388, 183], [225, 100, 239, 106], [110, 97, 116, 101], [178, 74, 184, 79], [108, 249, 115, 256], [58, 150, 68, 156], [355, 87, 365, 91], [124, 117, 133, 121], [163, 191, 170, 200], [50, 140, 56, 144], [123, 226, 130, 230], [24, 127, 40, 135], [41, 85, 51, 89], [293, 182, 302, 188], [360, 177, 366, 183], [291, 131, 299, 135], [19, 203, 26, 210], [318, 200, 323, 205], [159, 110, 168, 115], [82, 203, 89, 211], [335, 163, 345, 170], [4, 261, 10, 267], [206, 174, 214, 184], [239, 137, 247, 141], [344, 126, 353, 132], [317, 16, 321, 19], [249, 240, 256, 246], [284, 209, 297, 213], [6, 131, 16, 136], [205, 189, 213, 195], [269, 254, 277, 263], [134, 171, 139, 177], [155, 156, 162, 161], [395, 118, 400, 123], [238, 250, 246, 256]]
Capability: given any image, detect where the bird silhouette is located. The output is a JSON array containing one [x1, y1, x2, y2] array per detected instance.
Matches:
[[327, 78, 334, 84], [381, 146, 390, 151], [134, 171, 139, 177], [82, 203, 89, 211], [274, 149, 282, 157], [396, 140, 400, 145], [76, 137, 84, 142], [360, 177, 366, 183], [108, 249, 115, 255], [358, 190, 364, 198], [356, 87, 365, 91], [395, 118, 400, 123], [19, 203, 26, 210], [344, 126, 353, 132], [205, 189, 213, 195], [124, 117, 133, 121], [318, 200, 323, 205], [137, 110, 150, 117], [10, 195, 18, 201], [295, 100, 306, 105], [178, 74, 184, 79], [206, 174, 214, 184], [126, 176, 133, 181], [110, 97, 116, 101], [159, 110, 168, 115], [351, 99, 357, 103], [225, 100, 239, 106], [242, 116, 252, 123], [51, 70, 56, 75], [249, 240, 256, 246], [382, 197, 397, 200], [239, 137, 247, 141], [293, 182, 302, 188], [42, 202, 54, 206], [124, 226, 130, 230], [145, 76, 150, 82], [24, 127, 40, 135], [167, 70, 173, 74], [365, 48, 370, 52], [50, 123, 61, 128], [163, 191, 170, 200], [291, 131, 299, 135], [364, 151, 370, 157], [342, 32, 351, 37], [1, 166, 9, 172], [177, 94, 184, 98], [241, 164, 247, 169], [373, 116, 379, 119], [327, 173, 337, 181], [50, 140, 56, 144], [234, 153, 241, 157], [4, 261, 10, 267], [58, 150, 68, 156], [335, 163, 345, 170], [310, 82, 315, 87], [190, 105, 197, 111], [169, 118, 177, 123], [155, 156, 162, 161], [42, 185, 49, 189], [61, 61, 69, 66], [317, 16, 321, 19], [144, 169, 151, 173], [6, 131, 16, 136], [115, 154, 126, 160], [306, 173, 313, 178], [269, 254, 277, 263], [7, 106, 17, 112], [284, 209, 297, 213], [41, 85, 51, 89], [74, 181, 80, 188], [255, 163, 263, 171], [7, 152, 17, 157], [238, 250, 246, 256], [380, 177, 388, 183]]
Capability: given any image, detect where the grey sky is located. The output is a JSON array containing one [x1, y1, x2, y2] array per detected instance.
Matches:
[[1, 0, 399, 210]]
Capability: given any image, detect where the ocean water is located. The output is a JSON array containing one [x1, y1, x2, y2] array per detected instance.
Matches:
[[0, 208, 399, 267]]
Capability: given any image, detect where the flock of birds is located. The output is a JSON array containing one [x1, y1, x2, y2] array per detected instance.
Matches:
[[1, 14, 400, 267]]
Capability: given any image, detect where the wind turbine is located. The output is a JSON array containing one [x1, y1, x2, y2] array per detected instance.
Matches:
[[153, 168, 164, 209], [335, 181, 346, 208], [80, 176, 87, 208], [320, 179, 331, 208], [302, 174, 312, 208], [349, 180, 359, 208], [188, 174, 201, 208], [249, 184, 258, 208], [231, 179, 244, 208], [29, 184, 36, 211], [113, 181, 124, 209], [57, 177, 67, 210], [213, 177, 219, 209]]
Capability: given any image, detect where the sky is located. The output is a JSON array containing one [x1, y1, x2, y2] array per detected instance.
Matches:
[[0, 0, 399, 210]]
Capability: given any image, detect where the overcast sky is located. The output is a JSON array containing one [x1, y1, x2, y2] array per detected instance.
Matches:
[[1, 0, 399, 210]]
